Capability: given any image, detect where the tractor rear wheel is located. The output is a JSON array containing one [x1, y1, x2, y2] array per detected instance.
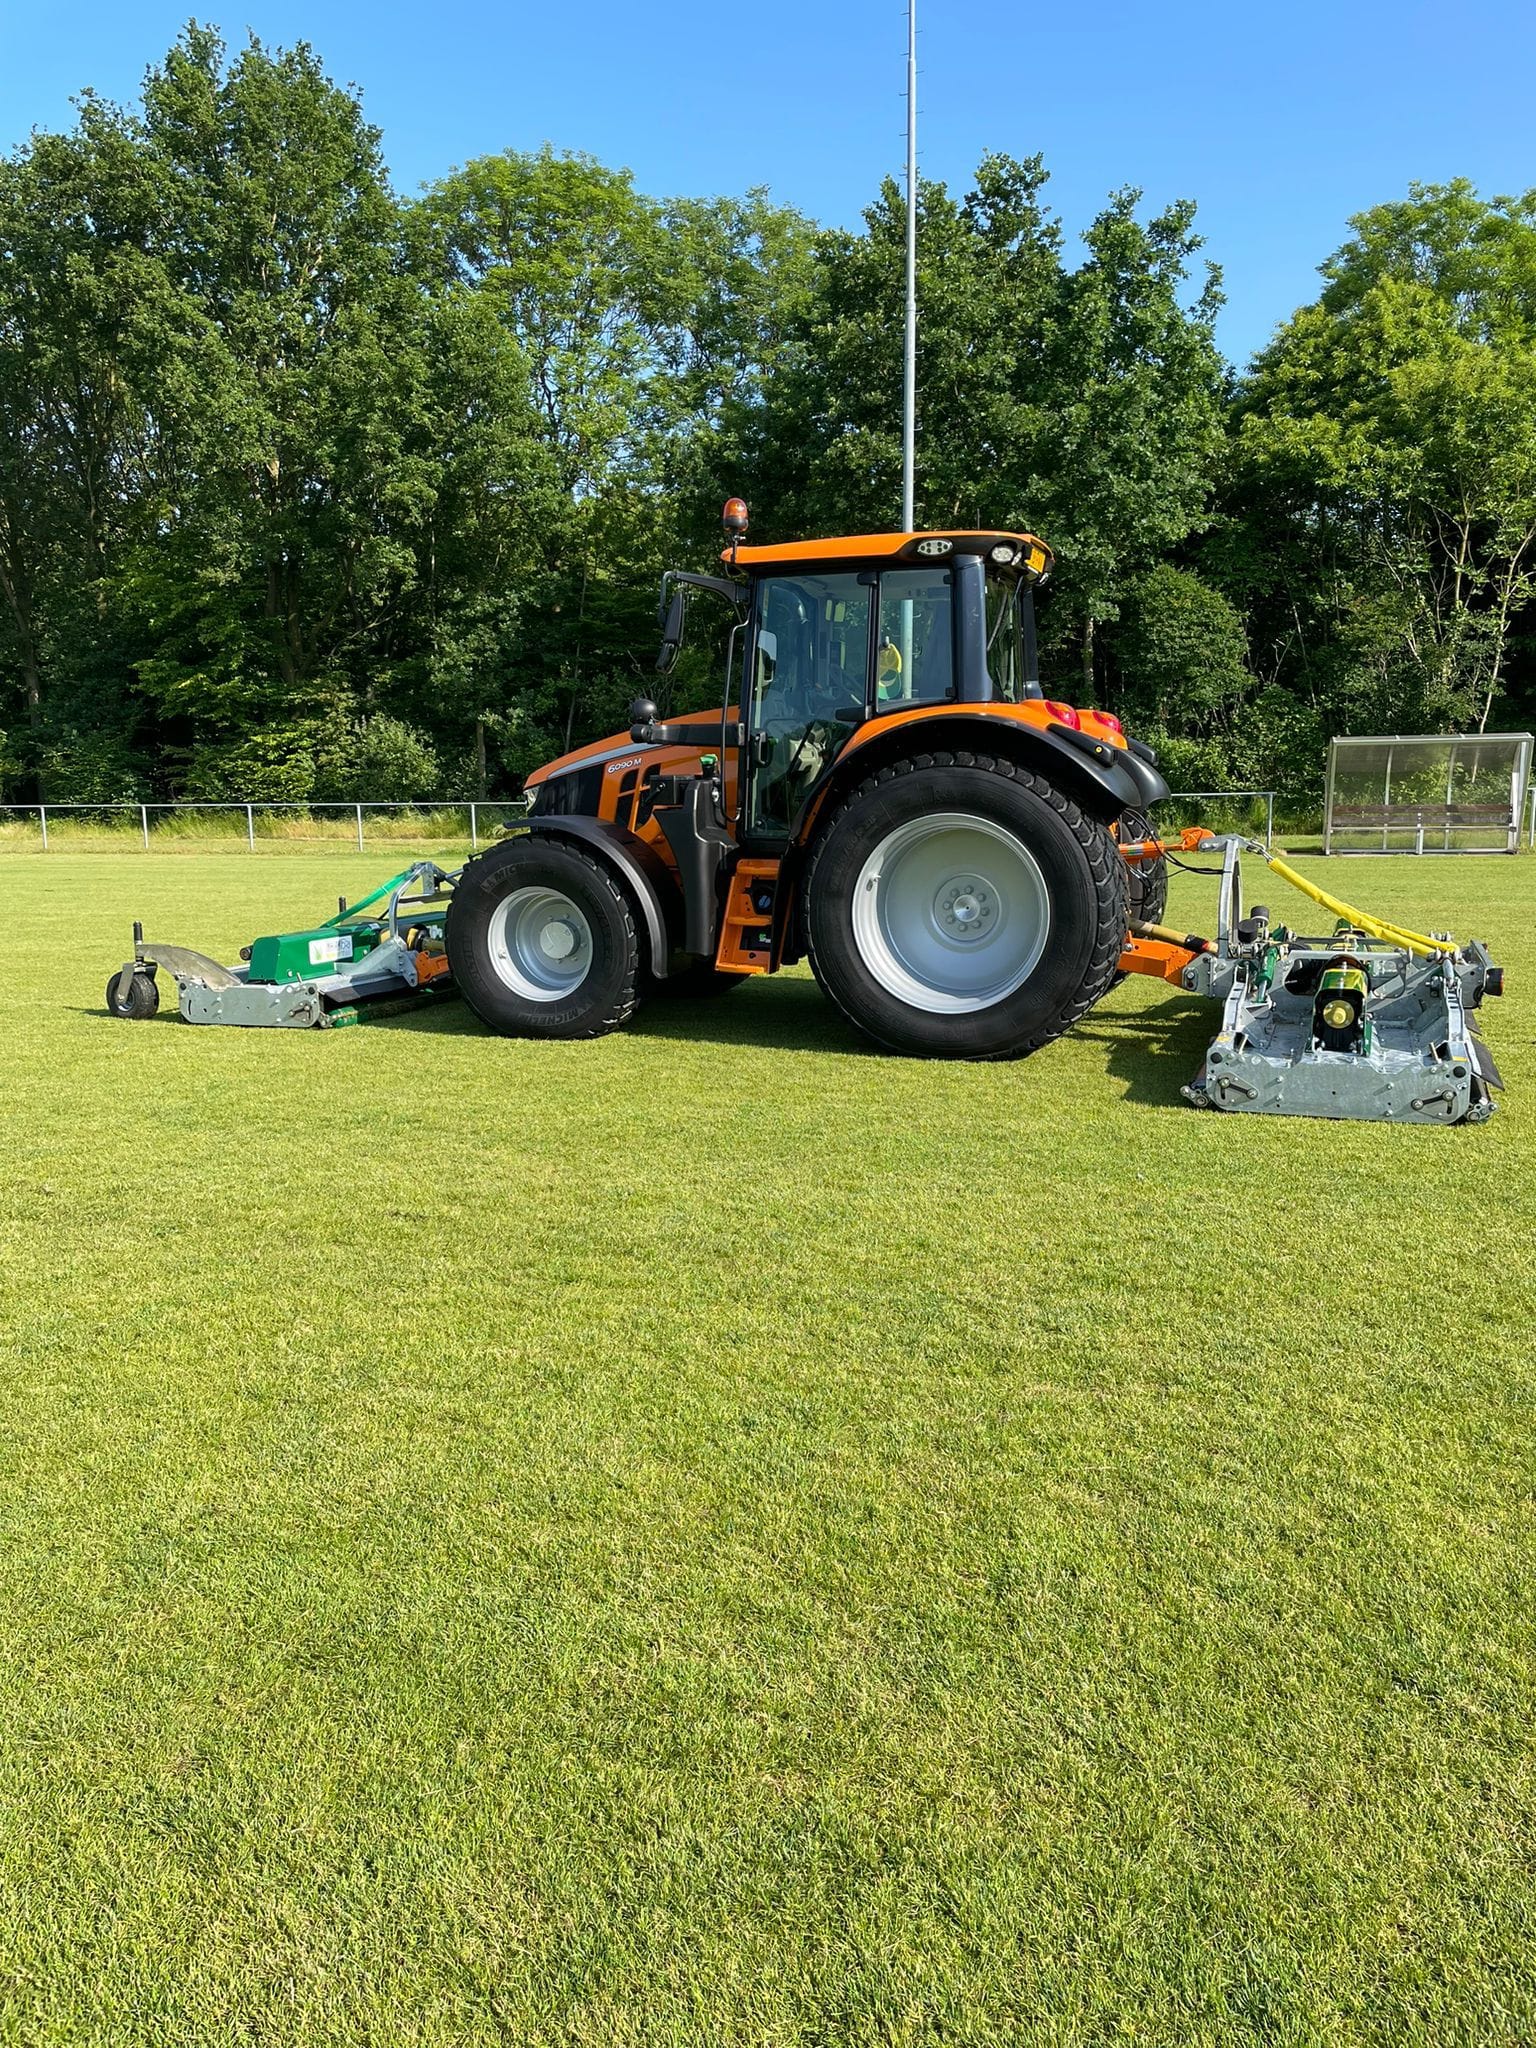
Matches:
[[446, 838, 641, 1039], [805, 753, 1126, 1059]]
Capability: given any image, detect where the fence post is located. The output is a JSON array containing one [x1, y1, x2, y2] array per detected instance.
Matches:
[[246, 803, 255, 852], [355, 803, 364, 853], [39, 805, 48, 852], [469, 802, 478, 851], [1266, 792, 1274, 850], [141, 804, 150, 851]]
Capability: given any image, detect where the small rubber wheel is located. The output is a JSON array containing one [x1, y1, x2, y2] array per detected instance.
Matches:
[[805, 753, 1126, 1059], [1118, 808, 1168, 927], [446, 837, 641, 1039], [105, 969, 160, 1020]]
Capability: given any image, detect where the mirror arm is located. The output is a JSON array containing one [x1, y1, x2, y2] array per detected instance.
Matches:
[[632, 719, 746, 747]]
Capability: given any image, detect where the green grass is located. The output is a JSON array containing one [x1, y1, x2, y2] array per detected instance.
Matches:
[[3, 846, 1535, 2045]]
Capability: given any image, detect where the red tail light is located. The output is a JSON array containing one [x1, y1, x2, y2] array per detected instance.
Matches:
[[1043, 700, 1081, 729], [1096, 711, 1123, 735]]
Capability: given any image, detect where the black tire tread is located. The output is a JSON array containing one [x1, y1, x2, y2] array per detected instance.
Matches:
[[105, 968, 160, 1020], [447, 839, 641, 1039], [804, 751, 1126, 1059]]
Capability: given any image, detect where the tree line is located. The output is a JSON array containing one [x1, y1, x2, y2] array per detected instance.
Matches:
[[3, 27, 1535, 806]]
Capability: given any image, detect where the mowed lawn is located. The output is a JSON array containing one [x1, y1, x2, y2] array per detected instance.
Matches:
[[3, 846, 1535, 2047]]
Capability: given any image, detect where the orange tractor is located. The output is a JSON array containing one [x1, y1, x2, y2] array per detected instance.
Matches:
[[446, 502, 1176, 1057]]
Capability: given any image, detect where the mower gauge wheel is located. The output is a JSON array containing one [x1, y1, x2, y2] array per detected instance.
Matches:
[[105, 968, 160, 1021]]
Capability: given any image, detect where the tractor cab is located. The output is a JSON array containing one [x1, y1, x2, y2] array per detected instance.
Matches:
[[720, 522, 1052, 845]]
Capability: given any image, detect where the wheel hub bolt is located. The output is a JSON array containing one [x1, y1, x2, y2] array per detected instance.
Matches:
[[939, 877, 994, 937]]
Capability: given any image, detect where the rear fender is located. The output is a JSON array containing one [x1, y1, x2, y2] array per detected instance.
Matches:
[[489, 817, 682, 978], [816, 709, 1168, 825]]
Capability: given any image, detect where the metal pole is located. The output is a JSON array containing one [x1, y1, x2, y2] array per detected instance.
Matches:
[[140, 804, 150, 851], [39, 804, 47, 851], [1266, 792, 1274, 850], [900, 0, 917, 532], [469, 802, 478, 851], [246, 803, 255, 852], [355, 802, 364, 853]]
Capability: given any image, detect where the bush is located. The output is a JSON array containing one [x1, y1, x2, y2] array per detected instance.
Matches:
[[181, 728, 320, 802], [311, 716, 443, 803], [1113, 566, 1251, 727], [36, 729, 147, 804]]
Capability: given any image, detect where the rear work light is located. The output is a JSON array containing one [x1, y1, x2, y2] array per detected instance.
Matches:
[[1043, 700, 1081, 729]]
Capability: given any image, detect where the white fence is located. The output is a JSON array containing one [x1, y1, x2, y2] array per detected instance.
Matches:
[[0, 799, 529, 851], [0, 789, 1276, 850], [0, 786, 1286, 843]]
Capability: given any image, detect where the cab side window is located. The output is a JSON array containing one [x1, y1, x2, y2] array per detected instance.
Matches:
[[876, 569, 954, 705]]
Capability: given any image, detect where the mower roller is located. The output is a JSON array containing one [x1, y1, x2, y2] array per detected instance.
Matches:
[[105, 503, 1507, 1121]]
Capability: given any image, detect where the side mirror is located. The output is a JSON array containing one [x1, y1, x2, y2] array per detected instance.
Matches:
[[629, 696, 658, 741], [656, 586, 686, 675]]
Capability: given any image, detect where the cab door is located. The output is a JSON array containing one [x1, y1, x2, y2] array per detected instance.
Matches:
[[744, 572, 872, 843]]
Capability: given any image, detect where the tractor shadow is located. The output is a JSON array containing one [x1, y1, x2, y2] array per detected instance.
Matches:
[[631, 976, 1216, 1100], [1071, 991, 1213, 1106], [628, 976, 870, 1057], [373, 977, 1216, 1092]]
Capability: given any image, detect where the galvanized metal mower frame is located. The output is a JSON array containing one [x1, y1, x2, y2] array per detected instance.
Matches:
[[1179, 839, 1504, 1124]]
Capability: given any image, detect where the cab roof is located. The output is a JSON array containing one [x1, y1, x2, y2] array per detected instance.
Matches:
[[723, 530, 1054, 579]]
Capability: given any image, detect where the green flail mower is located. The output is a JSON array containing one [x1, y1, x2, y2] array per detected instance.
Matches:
[[106, 862, 458, 1029]]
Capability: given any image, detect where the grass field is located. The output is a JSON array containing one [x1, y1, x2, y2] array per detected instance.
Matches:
[[3, 846, 1535, 2045]]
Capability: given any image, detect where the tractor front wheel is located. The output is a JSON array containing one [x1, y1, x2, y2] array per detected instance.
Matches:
[[446, 838, 641, 1039], [805, 754, 1126, 1059]]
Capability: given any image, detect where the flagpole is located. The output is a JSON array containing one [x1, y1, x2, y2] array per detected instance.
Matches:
[[901, 0, 917, 531]]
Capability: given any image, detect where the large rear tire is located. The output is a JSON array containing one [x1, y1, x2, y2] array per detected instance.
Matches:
[[805, 754, 1126, 1059], [446, 838, 641, 1039]]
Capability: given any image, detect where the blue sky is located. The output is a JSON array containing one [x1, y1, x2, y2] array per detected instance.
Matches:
[[4, 0, 1535, 366]]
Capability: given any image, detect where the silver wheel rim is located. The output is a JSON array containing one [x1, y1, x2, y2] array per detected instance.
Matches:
[[850, 812, 1051, 1014], [486, 885, 594, 1002]]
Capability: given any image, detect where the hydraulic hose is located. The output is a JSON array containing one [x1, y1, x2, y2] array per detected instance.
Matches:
[[1252, 846, 1455, 959]]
